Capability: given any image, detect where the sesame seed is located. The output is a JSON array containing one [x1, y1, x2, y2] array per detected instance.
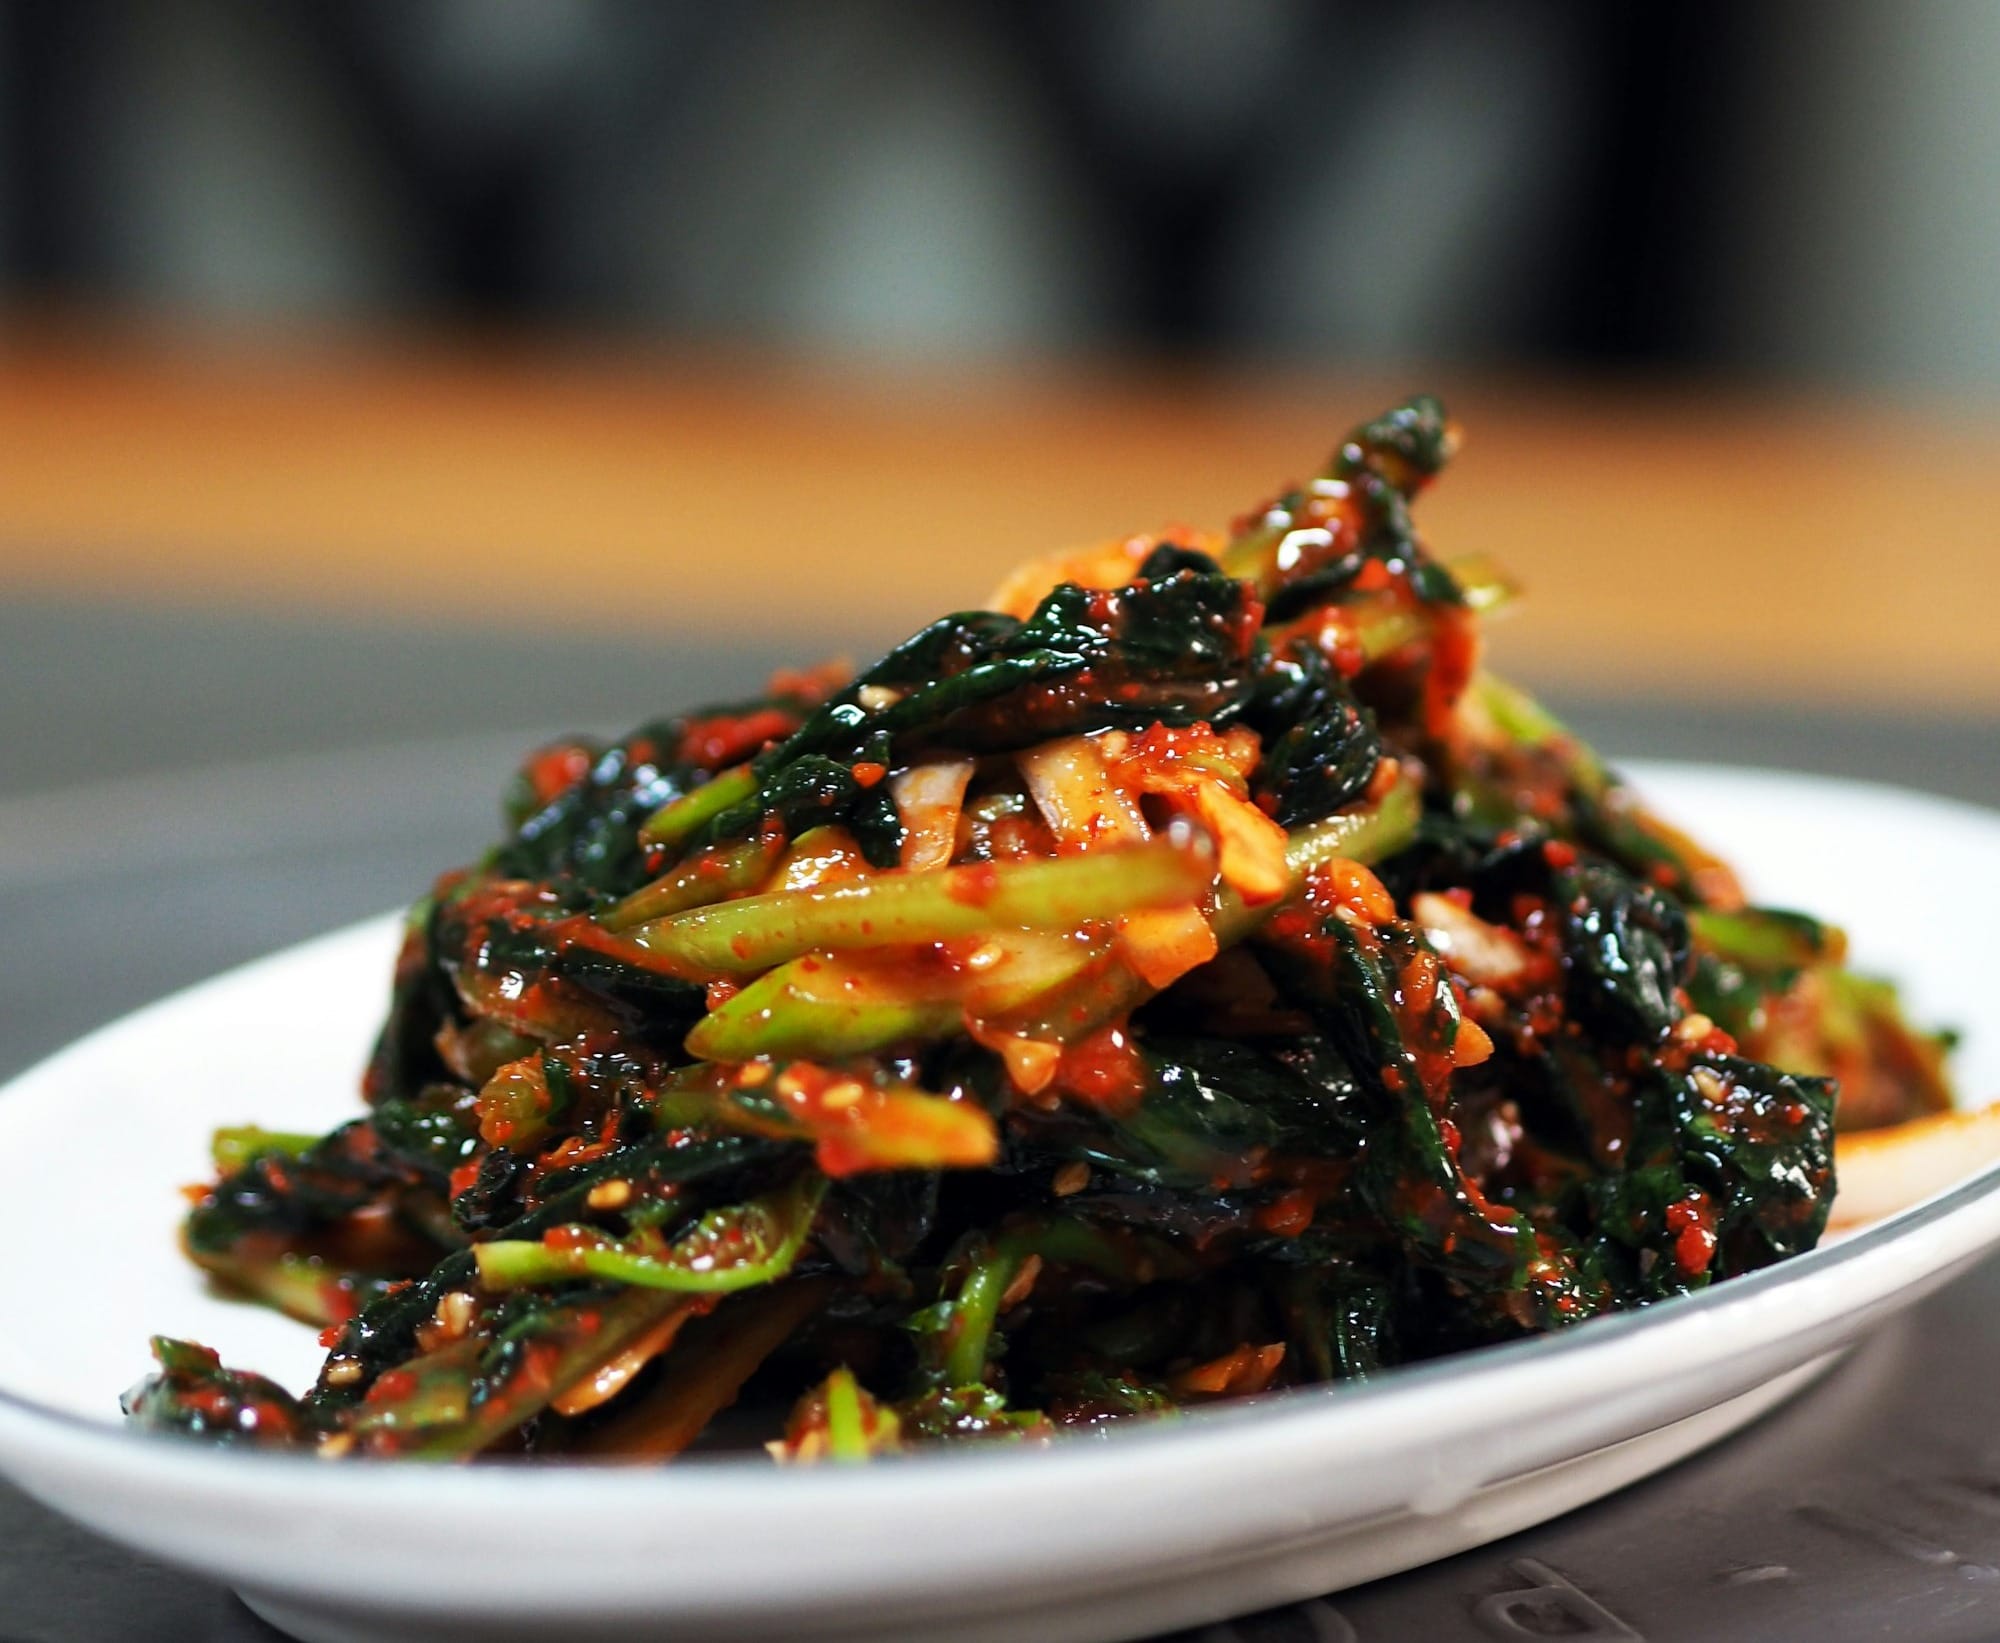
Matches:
[[856, 684, 902, 712], [323, 1358, 363, 1387], [1052, 1161, 1090, 1197], [435, 1291, 476, 1338], [587, 1179, 633, 1211]]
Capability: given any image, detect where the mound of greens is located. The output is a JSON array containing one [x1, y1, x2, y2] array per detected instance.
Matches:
[[126, 398, 1950, 1461]]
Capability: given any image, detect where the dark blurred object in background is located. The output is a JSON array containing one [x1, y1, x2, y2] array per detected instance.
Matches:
[[4, 1, 1996, 390]]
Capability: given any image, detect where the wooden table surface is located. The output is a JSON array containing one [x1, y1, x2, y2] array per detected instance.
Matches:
[[3, 330, 1996, 708]]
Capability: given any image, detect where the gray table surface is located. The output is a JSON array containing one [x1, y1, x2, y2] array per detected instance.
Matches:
[[3, 596, 1998, 1643]]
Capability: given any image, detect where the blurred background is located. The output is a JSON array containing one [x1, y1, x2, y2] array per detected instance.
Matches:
[[7, 0, 2000, 383], [0, 0, 1996, 803]]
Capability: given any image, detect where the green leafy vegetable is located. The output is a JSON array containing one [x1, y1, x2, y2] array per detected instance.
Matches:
[[128, 396, 1932, 1465]]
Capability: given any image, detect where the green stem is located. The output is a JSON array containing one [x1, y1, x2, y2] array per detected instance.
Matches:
[[209, 1126, 319, 1173], [696, 782, 1421, 1063], [475, 1175, 826, 1293], [822, 1367, 871, 1461], [1018, 776, 1424, 1041], [626, 831, 1213, 979], [639, 765, 759, 854], [189, 1249, 375, 1328], [599, 834, 782, 931], [1228, 777, 1422, 936], [1470, 670, 1739, 904], [939, 1219, 1180, 1387], [687, 964, 964, 1062], [942, 1251, 1020, 1386], [395, 1288, 700, 1459]]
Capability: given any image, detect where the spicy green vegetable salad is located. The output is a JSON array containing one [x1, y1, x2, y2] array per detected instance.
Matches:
[[126, 398, 1953, 1462]]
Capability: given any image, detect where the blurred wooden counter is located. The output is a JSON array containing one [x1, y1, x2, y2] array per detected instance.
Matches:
[[2, 330, 1996, 708]]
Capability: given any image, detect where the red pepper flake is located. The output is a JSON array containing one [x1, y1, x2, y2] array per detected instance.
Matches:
[[320, 1277, 362, 1324], [1664, 1194, 1719, 1276], [1225, 589, 1266, 654], [766, 660, 849, 703], [522, 743, 594, 808], [448, 1161, 481, 1200], [1256, 1189, 1316, 1238], [1541, 839, 1579, 870], [368, 1369, 418, 1404], [706, 979, 741, 1010], [678, 708, 798, 769], [850, 761, 888, 788], [495, 1342, 561, 1407], [1052, 1023, 1147, 1113], [1421, 604, 1478, 739]]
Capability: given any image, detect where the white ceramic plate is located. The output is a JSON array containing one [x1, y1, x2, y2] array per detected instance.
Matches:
[[1, 762, 1997, 1643]]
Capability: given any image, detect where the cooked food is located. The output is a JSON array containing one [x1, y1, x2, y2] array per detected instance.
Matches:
[[124, 398, 1955, 1460]]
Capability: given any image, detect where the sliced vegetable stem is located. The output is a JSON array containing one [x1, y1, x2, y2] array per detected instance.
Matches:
[[626, 829, 1214, 980], [638, 765, 759, 854], [474, 1175, 827, 1293], [600, 834, 782, 931]]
